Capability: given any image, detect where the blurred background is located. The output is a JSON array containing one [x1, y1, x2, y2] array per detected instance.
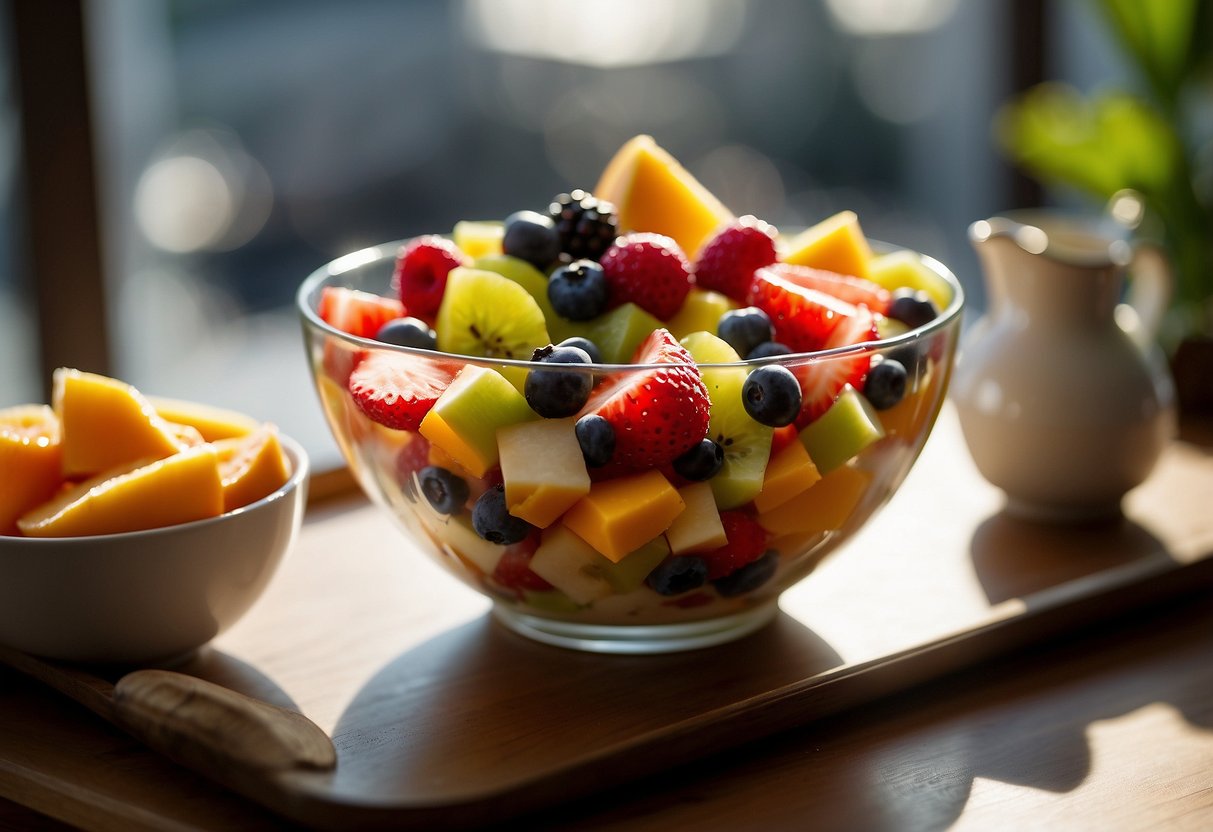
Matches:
[[0, 0, 1130, 468]]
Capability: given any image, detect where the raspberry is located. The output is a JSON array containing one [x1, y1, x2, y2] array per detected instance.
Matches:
[[693, 217, 779, 302], [392, 236, 470, 322], [599, 233, 692, 321], [698, 511, 768, 580], [549, 189, 619, 261]]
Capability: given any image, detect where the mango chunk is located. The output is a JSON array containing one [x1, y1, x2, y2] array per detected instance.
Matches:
[[753, 439, 821, 513], [17, 444, 224, 537], [0, 405, 64, 535], [499, 418, 590, 528], [866, 249, 952, 311], [563, 470, 685, 562], [782, 210, 874, 279], [594, 135, 734, 258], [419, 365, 536, 478], [149, 396, 261, 441], [757, 464, 872, 536], [665, 482, 727, 554], [53, 368, 186, 478], [213, 425, 291, 512]]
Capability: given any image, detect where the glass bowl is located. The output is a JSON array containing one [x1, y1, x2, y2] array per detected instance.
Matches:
[[298, 240, 963, 653]]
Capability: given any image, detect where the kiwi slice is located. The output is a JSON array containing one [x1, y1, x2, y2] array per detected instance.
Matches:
[[681, 332, 774, 510], [436, 267, 550, 360], [473, 254, 575, 344]]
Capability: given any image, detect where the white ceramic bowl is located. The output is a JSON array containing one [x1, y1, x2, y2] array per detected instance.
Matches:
[[0, 436, 309, 665]]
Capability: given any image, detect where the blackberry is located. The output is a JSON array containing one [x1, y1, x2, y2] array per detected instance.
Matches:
[[549, 189, 618, 261]]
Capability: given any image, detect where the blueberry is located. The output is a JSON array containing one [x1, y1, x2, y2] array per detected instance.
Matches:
[[558, 336, 602, 365], [646, 556, 709, 596], [417, 465, 469, 514], [525, 345, 593, 418], [548, 260, 608, 321], [375, 316, 437, 350], [718, 307, 774, 359], [672, 438, 724, 481], [747, 341, 792, 360], [575, 414, 615, 467], [741, 365, 802, 427], [472, 485, 532, 545], [886, 343, 927, 384], [887, 289, 939, 329], [502, 210, 561, 270], [713, 550, 779, 597], [864, 358, 907, 410]]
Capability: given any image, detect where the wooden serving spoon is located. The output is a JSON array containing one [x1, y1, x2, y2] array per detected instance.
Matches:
[[0, 643, 335, 783]]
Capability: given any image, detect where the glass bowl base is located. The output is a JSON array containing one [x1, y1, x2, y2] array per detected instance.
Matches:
[[491, 601, 780, 654]]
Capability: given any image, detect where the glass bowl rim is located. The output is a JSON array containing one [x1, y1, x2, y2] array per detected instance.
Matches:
[[297, 236, 965, 371]]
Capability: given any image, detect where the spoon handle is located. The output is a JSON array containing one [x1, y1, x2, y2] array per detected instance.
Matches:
[[112, 669, 336, 774]]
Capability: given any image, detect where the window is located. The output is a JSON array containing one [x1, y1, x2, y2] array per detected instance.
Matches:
[[5, 0, 1120, 470]]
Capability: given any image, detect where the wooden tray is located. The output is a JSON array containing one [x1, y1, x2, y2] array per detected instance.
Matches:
[[2, 406, 1212, 830]]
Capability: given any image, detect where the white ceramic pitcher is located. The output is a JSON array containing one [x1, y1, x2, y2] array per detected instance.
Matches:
[[952, 210, 1177, 521]]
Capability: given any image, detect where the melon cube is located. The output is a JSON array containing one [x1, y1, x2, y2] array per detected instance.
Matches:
[[753, 439, 821, 513], [782, 210, 873, 279], [757, 464, 872, 536], [666, 288, 737, 340], [799, 386, 885, 475], [498, 418, 590, 528], [563, 470, 685, 562], [419, 365, 536, 477], [665, 482, 727, 554], [593, 134, 734, 258], [867, 249, 952, 311]]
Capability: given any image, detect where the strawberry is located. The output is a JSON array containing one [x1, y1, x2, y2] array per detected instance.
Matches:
[[392, 235, 470, 322], [693, 217, 779, 302], [599, 233, 693, 321], [394, 433, 433, 484], [491, 533, 551, 593], [580, 329, 711, 468], [748, 268, 856, 352], [348, 352, 456, 431], [763, 263, 891, 314], [793, 303, 880, 425], [318, 287, 405, 338], [698, 511, 768, 580]]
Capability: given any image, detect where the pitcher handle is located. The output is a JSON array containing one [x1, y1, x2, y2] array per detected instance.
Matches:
[[1120, 242, 1173, 349]]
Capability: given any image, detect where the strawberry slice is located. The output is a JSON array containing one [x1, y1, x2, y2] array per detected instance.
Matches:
[[762, 263, 891, 314], [698, 511, 768, 580], [318, 287, 405, 338], [580, 329, 711, 468], [794, 303, 879, 425], [747, 268, 855, 352], [348, 352, 456, 431], [490, 532, 550, 594]]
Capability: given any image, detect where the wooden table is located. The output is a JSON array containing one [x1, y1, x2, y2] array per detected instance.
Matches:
[[2, 405, 1212, 830]]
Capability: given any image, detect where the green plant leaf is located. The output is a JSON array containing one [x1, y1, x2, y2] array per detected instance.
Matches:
[[996, 83, 1179, 200], [1097, 0, 1200, 106]]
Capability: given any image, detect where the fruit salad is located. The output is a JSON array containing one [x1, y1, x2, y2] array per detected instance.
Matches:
[[0, 369, 291, 537], [302, 135, 960, 638]]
